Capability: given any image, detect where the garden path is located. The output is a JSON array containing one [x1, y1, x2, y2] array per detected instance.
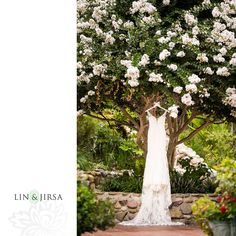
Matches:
[[83, 225, 206, 236]]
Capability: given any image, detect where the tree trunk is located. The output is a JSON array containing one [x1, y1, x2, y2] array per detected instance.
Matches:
[[167, 136, 178, 169]]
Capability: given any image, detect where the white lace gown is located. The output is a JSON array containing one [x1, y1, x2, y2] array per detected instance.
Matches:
[[121, 112, 182, 225]]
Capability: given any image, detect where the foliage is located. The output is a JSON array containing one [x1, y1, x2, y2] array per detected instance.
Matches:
[[192, 196, 215, 236], [77, 116, 143, 171], [100, 157, 217, 194], [192, 158, 236, 235], [185, 122, 236, 167], [214, 158, 236, 195], [77, 182, 115, 236], [170, 157, 217, 193], [99, 171, 143, 193]]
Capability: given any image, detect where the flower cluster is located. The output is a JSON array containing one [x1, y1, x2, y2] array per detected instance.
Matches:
[[77, 0, 236, 121]]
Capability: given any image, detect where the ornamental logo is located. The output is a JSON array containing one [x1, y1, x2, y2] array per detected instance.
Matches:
[[9, 201, 67, 236], [9, 190, 67, 236], [14, 190, 63, 204]]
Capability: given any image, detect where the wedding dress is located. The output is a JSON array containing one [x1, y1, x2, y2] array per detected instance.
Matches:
[[121, 112, 182, 225]]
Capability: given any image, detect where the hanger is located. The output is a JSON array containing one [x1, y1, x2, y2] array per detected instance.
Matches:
[[145, 102, 168, 113]]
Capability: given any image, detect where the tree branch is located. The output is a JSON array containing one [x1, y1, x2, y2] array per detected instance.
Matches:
[[177, 120, 212, 145], [120, 107, 140, 130], [175, 112, 198, 137], [86, 113, 133, 128]]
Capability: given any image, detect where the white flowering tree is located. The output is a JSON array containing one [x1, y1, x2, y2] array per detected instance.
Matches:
[[77, 0, 236, 168]]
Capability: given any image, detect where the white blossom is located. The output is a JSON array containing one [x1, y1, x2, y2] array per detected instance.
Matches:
[[163, 0, 170, 5], [230, 57, 236, 66], [219, 47, 227, 56], [184, 13, 198, 26], [88, 90, 95, 96], [168, 104, 179, 118], [77, 62, 83, 69], [148, 72, 163, 82], [77, 72, 92, 84], [182, 33, 199, 46], [120, 60, 132, 68], [173, 86, 183, 94], [203, 67, 214, 75], [158, 37, 170, 44], [92, 7, 107, 22], [105, 32, 115, 44], [167, 64, 178, 71], [176, 51, 185, 57], [203, 88, 210, 98], [80, 34, 92, 44], [213, 54, 225, 63], [138, 54, 150, 66], [93, 64, 107, 76], [130, 0, 157, 14], [216, 67, 230, 76], [128, 78, 139, 87], [223, 87, 236, 107], [169, 42, 175, 50], [186, 84, 198, 93], [181, 93, 195, 106], [192, 26, 200, 35], [141, 16, 155, 24], [188, 74, 201, 84], [196, 53, 208, 63], [77, 109, 85, 116], [80, 96, 88, 103], [123, 21, 134, 29], [159, 49, 171, 61], [125, 66, 140, 80], [212, 7, 221, 17], [155, 30, 162, 36], [202, 0, 211, 6]]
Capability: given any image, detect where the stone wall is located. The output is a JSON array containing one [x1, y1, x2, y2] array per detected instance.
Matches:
[[95, 191, 217, 224], [78, 169, 132, 189]]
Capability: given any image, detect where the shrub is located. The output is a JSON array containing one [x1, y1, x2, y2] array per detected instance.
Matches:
[[77, 182, 115, 236], [99, 172, 143, 193], [170, 158, 218, 194], [185, 122, 236, 167], [214, 158, 236, 195], [77, 116, 143, 171]]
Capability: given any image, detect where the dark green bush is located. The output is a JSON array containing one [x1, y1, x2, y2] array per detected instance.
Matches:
[[170, 158, 218, 193], [77, 182, 115, 236], [99, 158, 218, 194], [99, 172, 143, 193], [77, 116, 143, 171]]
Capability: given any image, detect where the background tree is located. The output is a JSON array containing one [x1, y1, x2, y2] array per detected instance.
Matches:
[[77, 0, 236, 168]]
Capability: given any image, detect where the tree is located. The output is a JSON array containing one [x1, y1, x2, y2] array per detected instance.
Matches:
[[77, 0, 236, 168]]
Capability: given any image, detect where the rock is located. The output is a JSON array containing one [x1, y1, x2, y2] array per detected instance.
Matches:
[[88, 175, 94, 182], [184, 197, 193, 203], [114, 202, 122, 209], [127, 201, 138, 209], [171, 197, 183, 202], [119, 200, 127, 206], [115, 211, 127, 222], [115, 219, 120, 224], [183, 214, 192, 219], [170, 207, 183, 219], [128, 208, 138, 214], [90, 183, 95, 190], [180, 203, 192, 215], [170, 200, 183, 207], [123, 214, 129, 221], [80, 174, 88, 180], [109, 192, 119, 195], [121, 206, 128, 212], [128, 213, 137, 220]]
